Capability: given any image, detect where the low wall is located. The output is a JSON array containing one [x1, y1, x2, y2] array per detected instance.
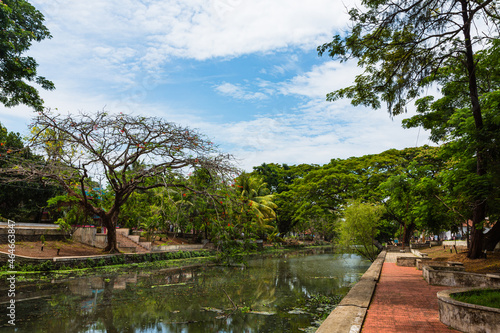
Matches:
[[442, 240, 467, 247], [416, 258, 434, 270], [396, 256, 417, 267], [0, 227, 67, 244], [424, 266, 500, 288], [73, 227, 107, 249], [438, 287, 500, 333], [418, 260, 463, 270], [410, 243, 430, 249], [152, 244, 204, 252], [316, 251, 386, 333]]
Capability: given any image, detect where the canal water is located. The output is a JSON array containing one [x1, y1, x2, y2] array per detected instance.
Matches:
[[1, 250, 370, 332]]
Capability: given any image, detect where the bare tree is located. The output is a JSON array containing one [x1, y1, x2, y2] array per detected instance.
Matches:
[[3, 109, 236, 252]]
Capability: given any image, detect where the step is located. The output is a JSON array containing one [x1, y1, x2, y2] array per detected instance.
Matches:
[[116, 231, 149, 253], [128, 235, 140, 243], [139, 241, 152, 250], [118, 246, 137, 253], [116, 228, 130, 236]]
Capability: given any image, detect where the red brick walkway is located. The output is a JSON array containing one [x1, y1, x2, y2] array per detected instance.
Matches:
[[362, 263, 459, 332]]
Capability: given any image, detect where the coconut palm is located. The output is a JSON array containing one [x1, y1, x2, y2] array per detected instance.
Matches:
[[234, 172, 277, 235]]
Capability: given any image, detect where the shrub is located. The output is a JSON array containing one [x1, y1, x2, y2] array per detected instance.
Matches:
[[40, 260, 54, 271]]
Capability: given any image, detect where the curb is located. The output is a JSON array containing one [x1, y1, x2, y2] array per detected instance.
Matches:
[[316, 251, 386, 333]]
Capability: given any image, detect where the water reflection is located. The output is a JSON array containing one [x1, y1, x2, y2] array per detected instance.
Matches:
[[0, 251, 370, 332]]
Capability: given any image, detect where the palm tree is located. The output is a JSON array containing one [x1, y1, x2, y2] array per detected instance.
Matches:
[[234, 173, 277, 236]]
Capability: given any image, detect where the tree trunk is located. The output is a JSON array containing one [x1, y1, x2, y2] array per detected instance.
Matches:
[[468, 224, 484, 259], [402, 222, 415, 247], [484, 220, 500, 251], [468, 199, 487, 258], [373, 239, 384, 251], [460, 0, 488, 259], [102, 212, 120, 253]]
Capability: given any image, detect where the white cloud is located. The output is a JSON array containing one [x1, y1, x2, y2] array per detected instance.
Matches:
[[30, 0, 352, 86], [213, 105, 429, 171], [215, 82, 268, 100], [147, 0, 352, 60], [278, 61, 363, 99]]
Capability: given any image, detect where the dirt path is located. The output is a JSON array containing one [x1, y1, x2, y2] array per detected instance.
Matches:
[[0, 240, 104, 258], [0, 236, 199, 258]]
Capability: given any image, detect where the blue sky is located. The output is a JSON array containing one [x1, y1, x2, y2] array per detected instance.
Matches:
[[0, 0, 430, 171]]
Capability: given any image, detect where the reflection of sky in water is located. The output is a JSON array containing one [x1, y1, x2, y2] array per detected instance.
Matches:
[[0, 251, 370, 333]]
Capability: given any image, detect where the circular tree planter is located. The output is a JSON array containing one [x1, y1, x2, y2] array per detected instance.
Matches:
[[437, 287, 500, 333]]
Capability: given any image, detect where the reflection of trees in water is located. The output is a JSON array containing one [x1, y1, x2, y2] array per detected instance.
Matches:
[[8, 253, 369, 332], [97, 277, 118, 333]]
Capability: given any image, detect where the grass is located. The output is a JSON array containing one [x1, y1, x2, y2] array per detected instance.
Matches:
[[450, 289, 500, 309]]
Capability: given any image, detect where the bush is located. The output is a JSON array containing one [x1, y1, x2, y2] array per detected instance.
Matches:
[[40, 260, 54, 271]]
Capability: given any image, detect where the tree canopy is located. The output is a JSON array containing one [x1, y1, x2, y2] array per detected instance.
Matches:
[[318, 0, 500, 258], [337, 200, 384, 262], [0, 0, 54, 111], [0, 122, 61, 221]]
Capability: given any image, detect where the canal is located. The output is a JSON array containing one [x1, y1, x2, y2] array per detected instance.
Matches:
[[1, 250, 370, 332]]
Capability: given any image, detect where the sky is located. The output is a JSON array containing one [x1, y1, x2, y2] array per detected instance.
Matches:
[[0, 0, 431, 171]]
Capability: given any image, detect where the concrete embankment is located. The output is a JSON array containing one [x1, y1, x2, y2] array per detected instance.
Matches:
[[316, 251, 386, 333]]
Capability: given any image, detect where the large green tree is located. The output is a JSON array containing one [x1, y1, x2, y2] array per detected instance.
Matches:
[[337, 200, 384, 262], [234, 172, 277, 237], [319, 0, 499, 258], [0, 0, 54, 111], [0, 122, 61, 221], [379, 147, 454, 246], [252, 163, 318, 234], [404, 40, 500, 251]]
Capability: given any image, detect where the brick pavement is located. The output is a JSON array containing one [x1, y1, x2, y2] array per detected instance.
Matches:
[[361, 260, 459, 333]]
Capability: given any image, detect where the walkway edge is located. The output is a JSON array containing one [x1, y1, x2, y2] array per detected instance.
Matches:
[[316, 251, 386, 333]]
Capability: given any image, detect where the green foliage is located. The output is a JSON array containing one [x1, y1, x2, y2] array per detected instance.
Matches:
[[48, 195, 92, 231], [53, 218, 76, 238], [253, 163, 319, 234], [403, 41, 500, 229], [0, 0, 54, 111], [234, 172, 277, 236], [39, 260, 53, 271], [0, 123, 62, 221], [318, 0, 500, 258], [336, 201, 384, 262], [377, 146, 455, 243]]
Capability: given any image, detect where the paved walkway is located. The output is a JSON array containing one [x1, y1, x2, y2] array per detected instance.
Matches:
[[361, 252, 459, 333]]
